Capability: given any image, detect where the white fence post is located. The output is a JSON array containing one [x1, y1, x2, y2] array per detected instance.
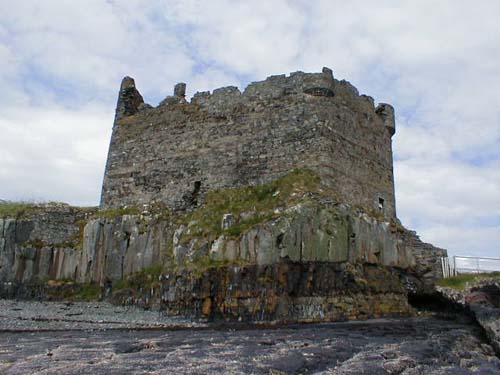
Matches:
[[440, 255, 500, 277]]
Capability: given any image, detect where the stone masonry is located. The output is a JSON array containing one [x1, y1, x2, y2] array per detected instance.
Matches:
[[101, 68, 397, 219]]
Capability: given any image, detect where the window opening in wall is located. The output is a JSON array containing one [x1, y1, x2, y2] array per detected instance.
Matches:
[[378, 197, 385, 211], [183, 181, 202, 208], [193, 181, 201, 195]]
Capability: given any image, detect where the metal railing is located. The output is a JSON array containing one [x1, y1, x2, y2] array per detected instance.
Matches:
[[441, 255, 500, 278]]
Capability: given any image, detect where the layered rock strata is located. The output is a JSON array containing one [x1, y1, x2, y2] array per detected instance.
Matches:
[[0, 176, 445, 322]]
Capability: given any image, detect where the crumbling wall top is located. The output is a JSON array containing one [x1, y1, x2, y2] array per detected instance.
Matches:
[[126, 67, 386, 119], [115, 77, 144, 121]]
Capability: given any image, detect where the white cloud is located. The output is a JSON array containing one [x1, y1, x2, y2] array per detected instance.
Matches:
[[395, 158, 500, 223], [163, 0, 307, 77], [0, 0, 499, 257], [0, 105, 112, 206], [423, 225, 500, 259], [0, 0, 196, 104]]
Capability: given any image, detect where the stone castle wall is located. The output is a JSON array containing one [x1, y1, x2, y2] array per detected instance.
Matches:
[[100, 68, 397, 219]]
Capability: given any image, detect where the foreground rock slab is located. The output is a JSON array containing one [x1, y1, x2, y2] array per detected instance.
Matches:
[[438, 280, 500, 356], [0, 301, 499, 375], [0, 300, 198, 331]]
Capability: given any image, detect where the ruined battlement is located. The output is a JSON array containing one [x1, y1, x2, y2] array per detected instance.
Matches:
[[101, 67, 397, 218]]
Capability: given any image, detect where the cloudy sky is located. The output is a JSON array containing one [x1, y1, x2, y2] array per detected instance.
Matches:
[[0, 1, 499, 257]]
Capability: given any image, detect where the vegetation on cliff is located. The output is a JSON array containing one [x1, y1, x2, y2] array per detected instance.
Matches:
[[180, 168, 327, 240], [93, 206, 141, 220], [111, 265, 163, 301], [0, 201, 39, 219], [43, 280, 102, 301], [437, 272, 500, 290]]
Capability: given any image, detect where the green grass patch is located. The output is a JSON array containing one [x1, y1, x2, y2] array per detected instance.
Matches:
[[113, 264, 164, 293], [223, 213, 275, 237], [181, 169, 323, 241], [437, 272, 500, 290], [0, 201, 39, 219], [177, 256, 249, 278], [74, 283, 102, 300], [45, 280, 102, 301]]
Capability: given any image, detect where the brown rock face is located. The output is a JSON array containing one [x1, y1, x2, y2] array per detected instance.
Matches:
[[161, 261, 411, 322]]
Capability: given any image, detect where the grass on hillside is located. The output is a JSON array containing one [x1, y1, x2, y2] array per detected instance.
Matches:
[[73, 283, 102, 301], [45, 280, 102, 301], [181, 168, 324, 241], [0, 201, 39, 219], [437, 272, 500, 290], [113, 264, 164, 294]]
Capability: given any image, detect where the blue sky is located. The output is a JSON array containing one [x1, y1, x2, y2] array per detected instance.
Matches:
[[0, 1, 499, 257]]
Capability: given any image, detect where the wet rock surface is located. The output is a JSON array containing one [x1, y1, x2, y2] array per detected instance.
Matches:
[[161, 262, 411, 322], [0, 301, 499, 374], [0, 300, 198, 331], [472, 305, 500, 355]]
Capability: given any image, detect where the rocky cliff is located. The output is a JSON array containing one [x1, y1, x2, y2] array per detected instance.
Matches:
[[0, 203, 95, 285], [0, 170, 446, 322]]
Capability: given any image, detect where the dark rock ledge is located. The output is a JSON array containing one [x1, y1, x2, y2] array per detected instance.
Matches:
[[438, 278, 500, 355]]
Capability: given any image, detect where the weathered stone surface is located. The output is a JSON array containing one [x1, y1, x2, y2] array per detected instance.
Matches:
[[376, 103, 396, 136], [114, 76, 144, 120], [76, 215, 171, 284], [402, 230, 447, 294], [438, 279, 500, 355], [161, 261, 411, 322], [221, 213, 235, 230], [0, 204, 95, 285], [1, 313, 498, 375], [176, 201, 415, 268], [174, 82, 186, 97], [101, 68, 397, 219], [0, 196, 446, 322]]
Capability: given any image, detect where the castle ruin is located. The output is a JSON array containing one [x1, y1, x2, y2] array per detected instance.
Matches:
[[0, 68, 447, 322], [101, 67, 396, 219]]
